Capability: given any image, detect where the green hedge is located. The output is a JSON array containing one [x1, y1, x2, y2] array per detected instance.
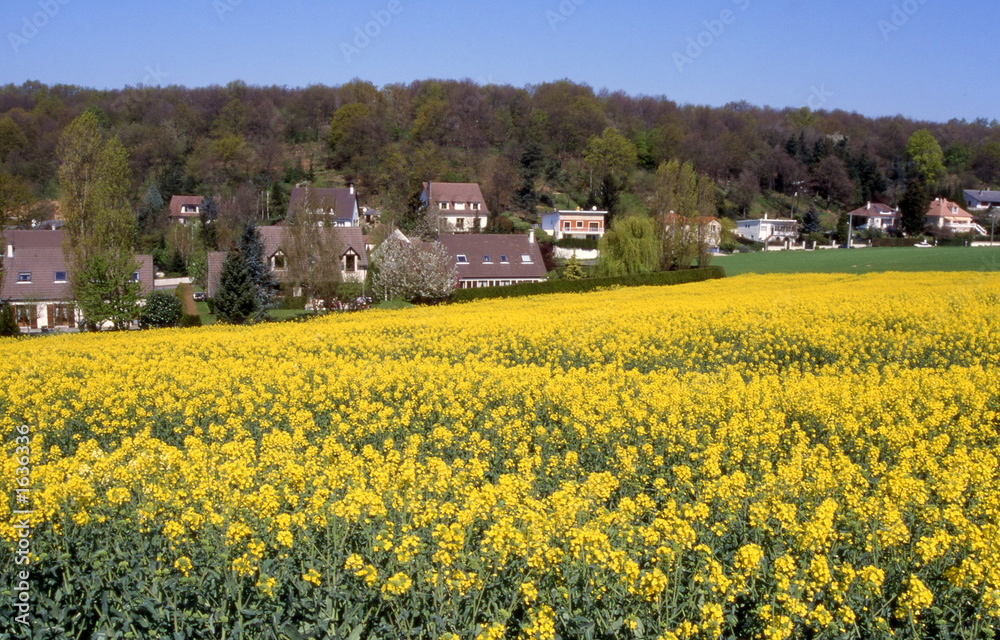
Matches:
[[451, 267, 726, 303], [871, 237, 921, 247], [555, 237, 600, 250], [278, 296, 307, 310], [179, 314, 202, 328]]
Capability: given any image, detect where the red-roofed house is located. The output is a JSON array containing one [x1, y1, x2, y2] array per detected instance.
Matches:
[[438, 231, 547, 289], [846, 202, 899, 231], [926, 198, 987, 235], [421, 182, 489, 232], [2, 230, 154, 332], [169, 196, 205, 225]]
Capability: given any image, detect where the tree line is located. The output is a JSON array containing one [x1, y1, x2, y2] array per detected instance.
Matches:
[[2, 79, 999, 234]]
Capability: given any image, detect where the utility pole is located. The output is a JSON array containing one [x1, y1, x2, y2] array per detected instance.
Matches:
[[991, 207, 997, 246]]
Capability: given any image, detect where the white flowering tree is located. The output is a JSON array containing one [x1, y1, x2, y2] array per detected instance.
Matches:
[[369, 232, 457, 303]]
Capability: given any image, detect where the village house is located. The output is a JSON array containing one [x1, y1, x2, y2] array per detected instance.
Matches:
[[926, 198, 988, 236], [205, 226, 368, 298], [169, 195, 205, 225], [846, 202, 899, 231], [662, 213, 723, 248], [2, 230, 154, 332], [421, 182, 490, 232], [287, 186, 360, 227], [734, 215, 799, 247], [438, 231, 547, 289], [540, 208, 608, 241]]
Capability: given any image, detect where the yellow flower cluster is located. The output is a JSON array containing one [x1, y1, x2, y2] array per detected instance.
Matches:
[[1, 272, 999, 638]]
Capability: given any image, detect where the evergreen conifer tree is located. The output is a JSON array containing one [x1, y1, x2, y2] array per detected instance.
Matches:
[[200, 196, 219, 250], [137, 184, 165, 234], [214, 247, 258, 325], [236, 221, 275, 319], [900, 178, 931, 237], [0, 302, 19, 337]]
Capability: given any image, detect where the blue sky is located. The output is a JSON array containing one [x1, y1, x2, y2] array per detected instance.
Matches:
[[1, 0, 996, 123]]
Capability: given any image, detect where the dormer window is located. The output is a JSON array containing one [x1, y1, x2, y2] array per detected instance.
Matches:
[[17, 272, 31, 283], [483, 255, 492, 264], [272, 253, 286, 271], [457, 255, 468, 264], [343, 252, 357, 273], [520, 254, 532, 263], [471, 203, 481, 211], [440, 202, 450, 210], [54, 271, 67, 283], [131, 272, 140, 282], [500, 255, 509, 263]]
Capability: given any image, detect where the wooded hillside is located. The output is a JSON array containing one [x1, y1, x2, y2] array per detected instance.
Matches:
[[1, 78, 998, 231]]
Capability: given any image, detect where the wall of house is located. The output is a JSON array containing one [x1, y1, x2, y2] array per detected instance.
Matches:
[[458, 278, 545, 289], [12, 302, 82, 332]]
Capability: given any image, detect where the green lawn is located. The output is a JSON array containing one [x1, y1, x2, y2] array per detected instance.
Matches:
[[715, 246, 1000, 276], [194, 302, 315, 325]]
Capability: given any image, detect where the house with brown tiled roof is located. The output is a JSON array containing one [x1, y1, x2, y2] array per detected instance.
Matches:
[[169, 196, 205, 225], [287, 186, 360, 227], [205, 226, 368, 298], [438, 231, 547, 289], [421, 182, 489, 232], [2, 230, 154, 332], [926, 198, 988, 236], [846, 202, 899, 231]]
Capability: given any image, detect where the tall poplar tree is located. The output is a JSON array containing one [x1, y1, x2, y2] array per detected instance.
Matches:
[[58, 112, 142, 330]]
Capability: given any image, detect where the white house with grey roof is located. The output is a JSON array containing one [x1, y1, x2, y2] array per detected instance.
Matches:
[[964, 190, 1000, 211]]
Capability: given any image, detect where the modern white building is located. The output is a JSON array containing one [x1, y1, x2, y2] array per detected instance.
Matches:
[[540, 208, 608, 240], [735, 215, 799, 247]]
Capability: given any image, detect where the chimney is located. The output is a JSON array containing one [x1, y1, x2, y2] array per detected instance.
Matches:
[[349, 183, 355, 196], [528, 229, 535, 244], [6, 242, 12, 259], [866, 201, 871, 210], [764, 213, 768, 220]]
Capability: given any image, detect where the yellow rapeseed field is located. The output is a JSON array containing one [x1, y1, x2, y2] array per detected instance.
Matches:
[[1, 272, 999, 639]]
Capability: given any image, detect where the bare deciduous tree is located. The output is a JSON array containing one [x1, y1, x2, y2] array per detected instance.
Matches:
[[283, 206, 345, 310]]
